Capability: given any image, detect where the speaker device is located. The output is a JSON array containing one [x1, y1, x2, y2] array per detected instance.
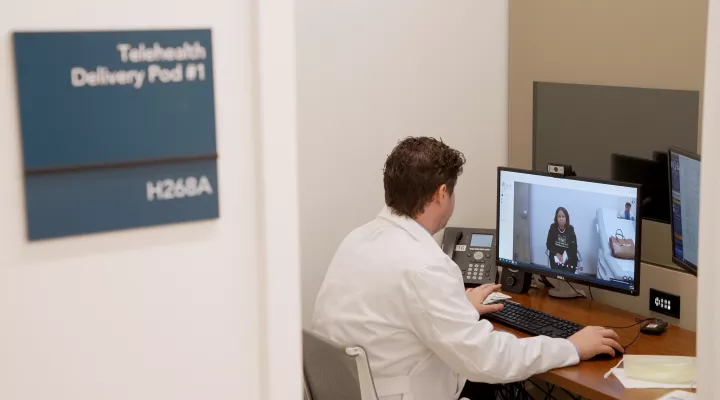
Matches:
[[501, 268, 532, 294]]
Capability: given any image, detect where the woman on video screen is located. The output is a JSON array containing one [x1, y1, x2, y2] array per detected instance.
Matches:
[[546, 207, 578, 273]]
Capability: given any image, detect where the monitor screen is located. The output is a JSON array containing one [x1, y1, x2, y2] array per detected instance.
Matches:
[[497, 168, 641, 295], [669, 149, 700, 275], [610, 153, 670, 224], [470, 234, 493, 248]]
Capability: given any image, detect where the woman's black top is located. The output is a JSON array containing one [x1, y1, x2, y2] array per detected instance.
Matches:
[[546, 224, 578, 272]]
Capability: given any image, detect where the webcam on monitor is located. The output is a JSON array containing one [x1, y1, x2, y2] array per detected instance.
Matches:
[[547, 163, 576, 178]]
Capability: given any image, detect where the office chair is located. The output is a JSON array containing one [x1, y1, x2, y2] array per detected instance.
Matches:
[[303, 330, 478, 400], [302, 329, 380, 400]]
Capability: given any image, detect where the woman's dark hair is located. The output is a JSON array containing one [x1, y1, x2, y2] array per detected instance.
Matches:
[[383, 137, 466, 218], [554, 207, 570, 228]]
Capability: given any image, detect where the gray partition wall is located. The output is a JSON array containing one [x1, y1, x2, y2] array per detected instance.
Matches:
[[532, 82, 700, 268], [533, 82, 699, 179]]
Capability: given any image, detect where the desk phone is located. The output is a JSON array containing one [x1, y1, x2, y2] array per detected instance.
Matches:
[[441, 227, 499, 286]]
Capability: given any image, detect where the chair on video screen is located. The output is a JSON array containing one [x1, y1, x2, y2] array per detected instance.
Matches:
[[544, 249, 585, 274]]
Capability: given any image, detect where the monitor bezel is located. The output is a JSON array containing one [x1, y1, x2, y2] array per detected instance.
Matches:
[[667, 147, 700, 276], [495, 167, 642, 296]]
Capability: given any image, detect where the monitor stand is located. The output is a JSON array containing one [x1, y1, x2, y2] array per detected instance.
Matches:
[[545, 277, 587, 298]]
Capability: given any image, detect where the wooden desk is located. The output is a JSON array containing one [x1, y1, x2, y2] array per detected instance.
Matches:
[[495, 288, 696, 400]]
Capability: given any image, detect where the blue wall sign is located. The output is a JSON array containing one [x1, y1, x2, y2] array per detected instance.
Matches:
[[13, 29, 219, 240]]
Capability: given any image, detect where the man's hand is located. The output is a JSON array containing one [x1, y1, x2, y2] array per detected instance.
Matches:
[[465, 284, 504, 315], [568, 326, 624, 360]]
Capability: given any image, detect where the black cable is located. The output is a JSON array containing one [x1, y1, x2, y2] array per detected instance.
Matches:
[[623, 327, 644, 351], [562, 388, 583, 400], [497, 385, 507, 400], [515, 382, 535, 400], [540, 275, 555, 288], [604, 317, 653, 330], [498, 384, 509, 400], [566, 281, 588, 298], [520, 383, 536, 400], [543, 383, 557, 400], [529, 379, 558, 400], [589, 286, 594, 300], [510, 382, 532, 400], [499, 383, 510, 400], [601, 317, 656, 351], [499, 382, 530, 400]]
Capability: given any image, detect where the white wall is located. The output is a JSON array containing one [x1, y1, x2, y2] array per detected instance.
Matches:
[[0, 1, 269, 399], [297, 0, 509, 325], [256, 0, 303, 398], [697, 0, 720, 396]]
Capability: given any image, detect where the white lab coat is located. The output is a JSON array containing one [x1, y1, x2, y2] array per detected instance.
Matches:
[[311, 207, 580, 400]]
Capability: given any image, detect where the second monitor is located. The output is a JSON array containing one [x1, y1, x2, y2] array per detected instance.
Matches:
[[497, 167, 642, 296], [669, 147, 701, 276]]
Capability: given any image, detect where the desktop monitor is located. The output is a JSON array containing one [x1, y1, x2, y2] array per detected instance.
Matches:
[[668, 148, 701, 276], [610, 153, 670, 224], [496, 167, 642, 296]]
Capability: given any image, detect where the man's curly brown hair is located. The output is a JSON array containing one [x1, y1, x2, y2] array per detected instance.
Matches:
[[383, 137, 466, 218]]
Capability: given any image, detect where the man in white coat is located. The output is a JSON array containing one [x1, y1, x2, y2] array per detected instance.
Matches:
[[311, 137, 623, 400]]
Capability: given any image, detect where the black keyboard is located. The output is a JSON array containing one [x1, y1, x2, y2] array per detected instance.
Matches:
[[483, 300, 584, 339]]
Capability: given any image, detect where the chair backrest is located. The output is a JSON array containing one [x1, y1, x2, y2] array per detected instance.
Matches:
[[303, 330, 363, 400]]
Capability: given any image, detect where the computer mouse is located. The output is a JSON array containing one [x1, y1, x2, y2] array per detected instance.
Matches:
[[590, 348, 623, 361]]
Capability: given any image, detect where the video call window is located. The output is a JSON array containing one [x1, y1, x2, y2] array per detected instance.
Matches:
[[498, 170, 640, 289]]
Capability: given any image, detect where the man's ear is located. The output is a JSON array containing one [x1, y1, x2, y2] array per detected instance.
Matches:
[[429, 184, 445, 204], [436, 184, 449, 201]]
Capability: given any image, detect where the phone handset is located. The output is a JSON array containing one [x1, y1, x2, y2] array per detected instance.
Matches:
[[445, 231, 463, 258]]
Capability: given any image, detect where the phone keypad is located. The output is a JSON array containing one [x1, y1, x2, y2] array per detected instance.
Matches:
[[464, 261, 493, 282]]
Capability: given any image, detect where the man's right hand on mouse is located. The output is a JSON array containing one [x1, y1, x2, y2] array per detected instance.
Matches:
[[568, 326, 624, 360]]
